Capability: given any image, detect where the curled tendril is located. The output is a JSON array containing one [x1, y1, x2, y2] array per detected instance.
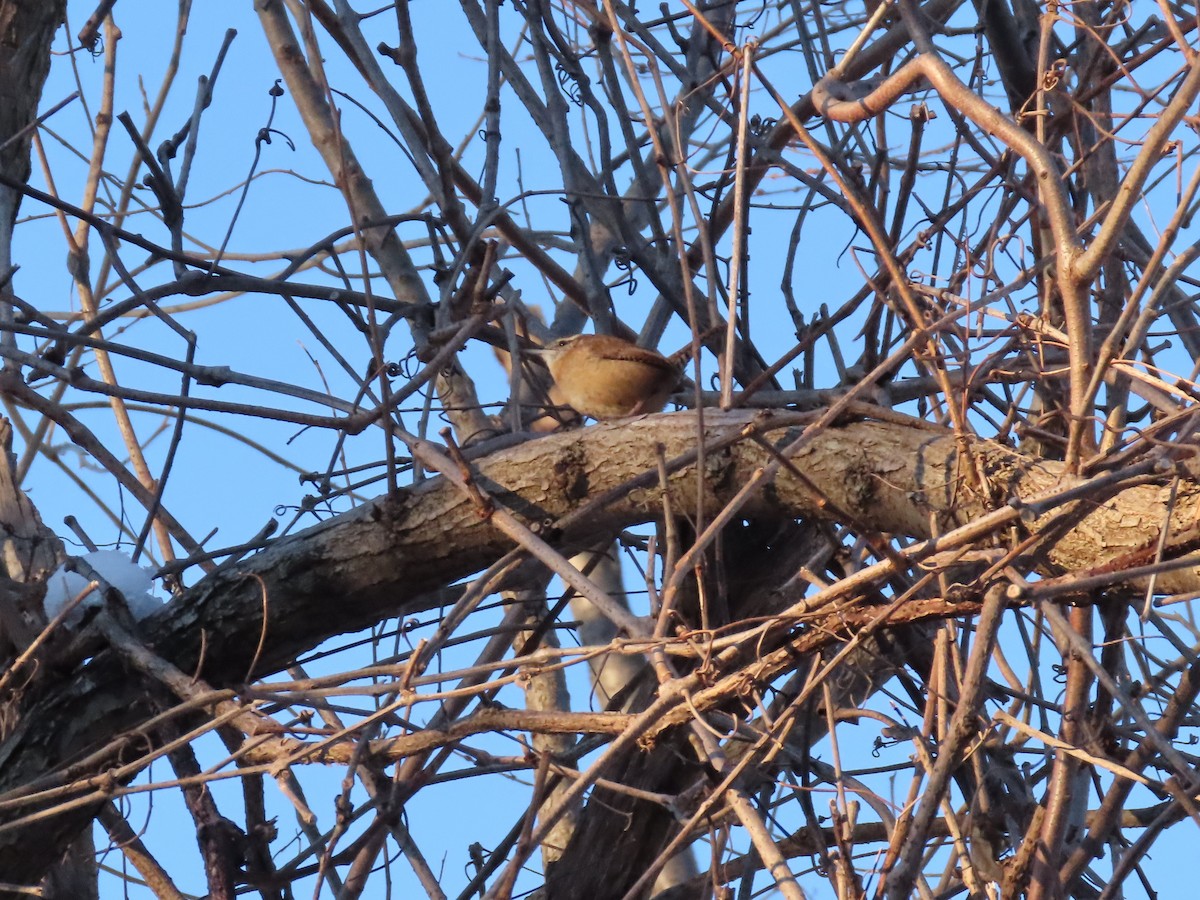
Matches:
[[1042, 58, 1069, 91], [555, 62, 584, 107], [274, 501, 326, 518], [749, 113, 777, 136], [255, 127, 295, 151], [740, 0, 767, 29], [397, 347, 421, 379], [612, 246, 638, 294]]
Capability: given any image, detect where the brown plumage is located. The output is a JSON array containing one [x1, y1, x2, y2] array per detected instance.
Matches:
[[529, 334, 680, 420]]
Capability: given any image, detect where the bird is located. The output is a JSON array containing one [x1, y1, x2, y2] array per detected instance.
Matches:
[[528, 333, 680, 420]]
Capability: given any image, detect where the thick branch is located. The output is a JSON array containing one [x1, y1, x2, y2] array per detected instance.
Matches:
[[0, 410, 1196, 884]]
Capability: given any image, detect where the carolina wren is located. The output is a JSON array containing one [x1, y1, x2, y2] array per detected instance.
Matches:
[[530, 334, 680, 420]]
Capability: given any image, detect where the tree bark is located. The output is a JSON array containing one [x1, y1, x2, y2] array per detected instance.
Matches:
[[0, 410, 1195, 886]]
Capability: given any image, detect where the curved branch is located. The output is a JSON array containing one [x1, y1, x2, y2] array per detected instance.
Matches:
[[1, 409, 1197, 882]]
